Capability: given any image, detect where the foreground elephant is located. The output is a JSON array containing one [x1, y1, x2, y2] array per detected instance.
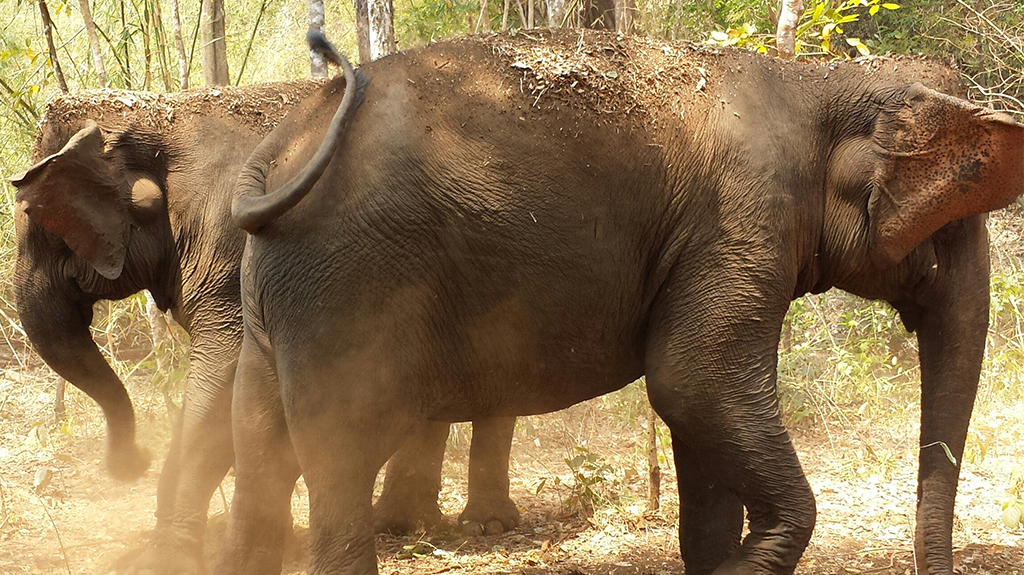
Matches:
[[222, 30, 1023, 575], [9, 84, 517, 571]]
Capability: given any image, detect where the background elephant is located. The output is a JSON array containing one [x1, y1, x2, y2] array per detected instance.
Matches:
[[9, 82, 517, 572], [221, 31, 1023, 575]]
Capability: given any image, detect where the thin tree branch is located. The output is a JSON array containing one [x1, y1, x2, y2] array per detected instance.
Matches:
[[38, 0, 69, 92]]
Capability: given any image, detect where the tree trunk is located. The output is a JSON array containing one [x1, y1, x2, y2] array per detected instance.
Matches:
[[502, 0, 510, 30], [546, 0, 565, 28], [78, 0, 109, 87], [647, 405, 661, 511], [615, 0, 634, 34], [55, 378, 66, 422], [475, 0, 490, 32], [528, 0, 534, 28], [354, 0, 371, 65], [168, 0, 189, 88], [308, 0, 327, 78], [776, 0, 804, 59], [38, 0, 69, 93], [201, 0, 230, 85], [367, 0, 396, 61]]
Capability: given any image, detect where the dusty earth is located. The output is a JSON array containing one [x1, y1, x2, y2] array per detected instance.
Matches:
[[0, 349, 1021, 575]]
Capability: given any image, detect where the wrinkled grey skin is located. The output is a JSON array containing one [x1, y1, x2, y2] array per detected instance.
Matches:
[[220, 30, 1023, 575], [9, 83, 518, 574]]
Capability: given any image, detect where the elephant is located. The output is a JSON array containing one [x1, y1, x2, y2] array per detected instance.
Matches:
[[8, 82, 518, 573], [216, 30, 1023, 575]]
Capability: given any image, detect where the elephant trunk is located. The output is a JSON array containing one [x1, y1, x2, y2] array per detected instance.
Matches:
[[911, 221, 990, 574], [232, 32, 366, 234], [15, 270, 150, 481]]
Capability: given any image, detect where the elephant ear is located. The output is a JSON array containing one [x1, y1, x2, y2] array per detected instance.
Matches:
[[9, 121, 131, 280], [869, 83, 1024, 269]]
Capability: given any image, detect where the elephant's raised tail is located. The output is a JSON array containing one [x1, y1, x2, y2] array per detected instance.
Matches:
[[232, 31, 369, 234]]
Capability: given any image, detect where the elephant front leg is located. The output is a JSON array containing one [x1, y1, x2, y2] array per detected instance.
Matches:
[[459, 416, 519, 536], [373, 420, 449, 533], [124, 355, 237, 575], [646, 262, 815, 575], [901, 222, 990, 575], [672, 432, 743, 571]]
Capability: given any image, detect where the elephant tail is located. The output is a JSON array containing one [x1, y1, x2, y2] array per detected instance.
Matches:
[[232, 31, 369, 234]]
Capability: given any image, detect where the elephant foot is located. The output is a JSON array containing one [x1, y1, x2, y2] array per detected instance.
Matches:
[[110, 530, 205, 575], [372, 493, 445, 534], [458, 496, 520, 536]]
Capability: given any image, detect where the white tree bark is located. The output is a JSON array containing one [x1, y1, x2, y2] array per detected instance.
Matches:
[[614, 0, 634, 34], [368, 0, 395, 61], [201, 0, 230, 85], [308, 0, 327, 78], [353, 0, 371, 65], [776, 0, 804, 59], [546, 0, 565, 28], [475, 0, 490, 32], [168, 0, 189, 89], [78, 0, 109, 87]]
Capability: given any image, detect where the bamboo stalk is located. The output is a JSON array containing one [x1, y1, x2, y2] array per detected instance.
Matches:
[[141, 0, 153, 89], [121, 0, 132, 89], [235, 0, 271, 85], [187, 1, 202, 85], [38, 0, 69, 93], [0, 77, 39, 127], [151, 0, 173, 91], [502, 0, 510, 30]]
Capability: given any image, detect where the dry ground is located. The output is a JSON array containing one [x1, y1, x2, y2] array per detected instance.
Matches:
[[0, 356, 1021, 575]]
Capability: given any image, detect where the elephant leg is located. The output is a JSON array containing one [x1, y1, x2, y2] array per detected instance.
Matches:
[[671, 431, 743, 570], [459, 416, 519, 536], [215, 337, 298, 575], [125, 355, 237, 575], [373, 420, 449, 534], [154, 408, 185, 530], [646, 265, 814, 575], [901, 219, 990, 575], [286, 394, 414, 575]]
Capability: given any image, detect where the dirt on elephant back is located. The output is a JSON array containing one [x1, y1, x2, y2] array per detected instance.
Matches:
[[31, 79, 326, 157], [0, 351, 1022, 575], [461, 29, 717, 123]]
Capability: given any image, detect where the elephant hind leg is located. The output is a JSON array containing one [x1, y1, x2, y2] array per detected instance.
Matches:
[[373, 420, 450, 534], [216, 335, 299, 575], [459, 416, 519, 536], [283, 376, 418, 575], [645, 269, 815, 575]]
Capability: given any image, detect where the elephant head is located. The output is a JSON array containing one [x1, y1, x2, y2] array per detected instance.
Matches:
[[10, 119, 177, 481]]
